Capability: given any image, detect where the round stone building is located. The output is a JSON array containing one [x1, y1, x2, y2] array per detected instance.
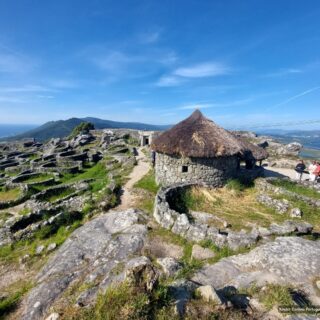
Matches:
[[151, 110, 245, 187]]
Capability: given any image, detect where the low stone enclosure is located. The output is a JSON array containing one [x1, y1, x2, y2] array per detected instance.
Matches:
[[0, 184, 29, 209], [256, 177, 320, 207], [153, 182, 314, 250]]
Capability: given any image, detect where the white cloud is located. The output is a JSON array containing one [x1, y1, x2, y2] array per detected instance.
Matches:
[[264, 68, 302, 77], [178, 98, 252, 110], [0, 85, 55, 93], [0, 52, 36, 74], [91, 51, 136, 72], [173, 62, 230, 78], [156, 76, 183, 87], [139, 31, 161, 44], [49, 79, 78, 89], [0, 96, 27, 103], [179, 103, 214, 110]]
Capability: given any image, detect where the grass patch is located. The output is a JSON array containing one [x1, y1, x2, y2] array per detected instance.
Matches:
[[259, 284, 294, 310], [168, 186, 288, 231], [134, 170, 159, 194], [133, 170, 159, 214], [19, 207, 31, 216], [58, 281, 175, 320], [22, 174, 54, 184], [273, 193, 320, 230], [46, 188, 75, 203], [61, 162, 108, 193], [0, 282, 32, 318], [0, 187, 21, 202], [226, 178, 253, 193], [270, 179, 320, 200], [199, 239, 252, 264], [0, 220, 82, 265]]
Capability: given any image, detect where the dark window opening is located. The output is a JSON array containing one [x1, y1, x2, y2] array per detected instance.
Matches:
[[182, 165, 188, 173], [145, 138, 149, 145]]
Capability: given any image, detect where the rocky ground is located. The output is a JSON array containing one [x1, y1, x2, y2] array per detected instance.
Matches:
[[0, 130, 319, 320]]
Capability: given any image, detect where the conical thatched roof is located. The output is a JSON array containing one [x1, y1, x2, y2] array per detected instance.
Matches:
[[234, 135, 269, 161], [151, 110, 244, 158]]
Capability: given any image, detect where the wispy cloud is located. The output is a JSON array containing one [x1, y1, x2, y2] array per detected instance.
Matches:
[[0, 53, 35, 74], [173, 62, 230, 78], [91, 51, 137, 73], [139, 31, 161, 44], [0, 85, 55, 93], [0, 96, 27, 103], [155, 61, 230, 87], [155, 75, 184, 87], [264, 68, 303, 77], [178, 98, 252, 110], [268, 86, 320, 110]]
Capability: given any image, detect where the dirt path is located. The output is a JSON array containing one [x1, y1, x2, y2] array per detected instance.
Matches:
[[115, 147, 151, 210], [264, 167, 310, 181]]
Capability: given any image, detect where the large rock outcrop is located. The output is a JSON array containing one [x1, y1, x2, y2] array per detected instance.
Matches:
[[21, 209, 148, 320], [193, 237, 320, 304]]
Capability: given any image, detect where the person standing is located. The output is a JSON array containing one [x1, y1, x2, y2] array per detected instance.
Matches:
[[314, 162, 320, 183], [294, 160, 306, 181], [308, 161, 317, 182], [151, 151, 156, 167]]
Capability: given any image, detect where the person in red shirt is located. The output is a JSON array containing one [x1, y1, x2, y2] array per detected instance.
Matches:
[[314, 162, 320, 183]]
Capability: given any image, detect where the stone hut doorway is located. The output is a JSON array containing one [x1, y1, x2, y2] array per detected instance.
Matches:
[[144, 137, 149, 145]]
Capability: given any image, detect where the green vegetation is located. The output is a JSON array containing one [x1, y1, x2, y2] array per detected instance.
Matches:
[[149, 228, 251, 280], [0, 282, 32, 318], [19, 207, 31, 216], [133, 170, 159, 214], [122, 134, 139, 146], [28, 154, 39, 161], [169, 185, 309, 231], [0, 221, 82, 265], [45, 187, 75, 203], [259, 284, 294, 310], [61, 162, 108, 193], [226, 178, 253, 195], [134, 170, 159, 194], [199, 239, 252, 263], [0, 187, 21, 202], [270, 178, 320, 200], [238, 283, 295, 311], [69, 122, 94, 139], [22, 174, 54, 184], [59, 281, 175, 320], [273, 193, 320, 230]]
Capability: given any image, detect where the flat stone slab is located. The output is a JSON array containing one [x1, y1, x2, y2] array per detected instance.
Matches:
[[192, 237, 320, 304]]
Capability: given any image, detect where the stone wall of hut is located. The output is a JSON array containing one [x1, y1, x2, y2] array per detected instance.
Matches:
[[155, 153, 238, 187]]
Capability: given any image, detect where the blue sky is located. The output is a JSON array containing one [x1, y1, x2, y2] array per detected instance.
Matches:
[[0, 0, 320, 129]]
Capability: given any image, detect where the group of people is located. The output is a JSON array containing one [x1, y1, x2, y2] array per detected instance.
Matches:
[[295, 160, 320, 182]]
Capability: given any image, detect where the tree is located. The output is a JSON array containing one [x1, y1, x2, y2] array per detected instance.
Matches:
[[69, 122, 94, 138]]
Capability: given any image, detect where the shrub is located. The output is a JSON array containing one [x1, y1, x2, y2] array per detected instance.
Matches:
[[69, 122, 94, 138]]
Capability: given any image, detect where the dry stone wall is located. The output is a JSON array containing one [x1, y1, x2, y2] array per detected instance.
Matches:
[[155, 153, 238, 187], [153, 183, 313, 250]]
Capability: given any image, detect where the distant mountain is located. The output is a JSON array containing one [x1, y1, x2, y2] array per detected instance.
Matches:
[[0, 124, 38, 138], [0, 117, 171, 142]]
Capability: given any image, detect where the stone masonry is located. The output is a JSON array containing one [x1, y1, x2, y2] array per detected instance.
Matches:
[[155, 153, 238, 187]]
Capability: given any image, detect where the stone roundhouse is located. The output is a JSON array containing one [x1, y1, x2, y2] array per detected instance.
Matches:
[[151, 110, 245, 187]]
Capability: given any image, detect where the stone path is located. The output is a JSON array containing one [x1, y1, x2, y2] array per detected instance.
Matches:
[[115, 147, 151, 210]]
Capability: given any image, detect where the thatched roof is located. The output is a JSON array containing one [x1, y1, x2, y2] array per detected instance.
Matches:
[[151, 110, 244, 158], [234, 135, 269, 161]]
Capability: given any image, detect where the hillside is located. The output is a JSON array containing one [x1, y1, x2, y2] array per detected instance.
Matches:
[[0, 117, 170, 142]]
